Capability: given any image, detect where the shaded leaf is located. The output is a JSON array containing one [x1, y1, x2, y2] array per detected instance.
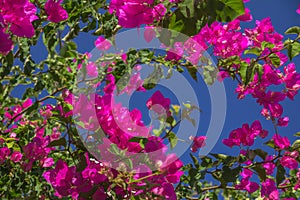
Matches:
[[48, 138, 67, 147], [287, 41, 300, 61], [167, 132, 178, 149], [276, 164, 285, 186], [285, 26, 300, 35]]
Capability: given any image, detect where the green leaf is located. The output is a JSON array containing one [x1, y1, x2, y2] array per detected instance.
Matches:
[[171, 105, 181, 115], [264, 140, 275, 148], [221, 166, 241, 183], [190, 153, 199, 168], [129, 137, 148, 149], [210, 153, 228, 160], [123, 158, 133, 170], [285, 26, 300, 35], [276, 164, 285, 186], [208, 192, 219, 200], [166, 68, 173, 79], [182, 108, 196, 126], [244, 48, 261, 56], [6, 141, 14, 149], [269, 54, 281, 67], [168, 14, 185, 33], [187, 66, 198, 81], [294, 132, 300, 137], [255, 63, 263, 82], [254, 149, 268, 160], [166, 116, 175, 125], [178, 0, 195, 18], [6, 51, 14, 67], [211, 0, 245, 22], [203, 65, 217, 85], [167, 132, 178, 149], [48, 137, 67, 147], [292, 139, 300, 149], [261, 41, 275, 50], [239, 61, 255, 85], [287, 41, 300, 60], [152, 129, 162, 136], [77, 153, 87, 172], [201, 156, 213, 168], [25, 102, 39, 115], [143, 64, 163, 90], [252, 164, 266, 180]]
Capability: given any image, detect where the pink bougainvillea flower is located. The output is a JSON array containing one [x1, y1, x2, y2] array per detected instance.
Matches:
[[41, 157, 54, 168], [153, 4, 166, 21], [165, 42, 184, 61], [160, 154, 183, 175], [268, 103, 283, 118], [86, 62, 98, 77], [169, 0, 181, 3], [241, 168, 253, 179], [144, 26, 156, 43], [190, 136, 206, 152], [0, 1, 37, 39], [22, 98, 33, 109], [146, 91, 171, 116], [223, 121, 268, 148], [166, 170, 184, 183], [199, 20, 249, 58], [280, 156, 298, 169], [10, 151, 23, 163], [261, 179, 279, 199], [0, 29, 13, 55], [110, 0, 155, 28], [120, 72, 145, 95], [297, 4, 300, 14], [277, 116, 289, 127], [237, 8, 253, 22], [0, 147, 10, 164], [235, 178, 259, 193], [283, 63, 300, 100], [10, 18, 35, 38], [262, 155, 276, 175], [45, 0, 68, 23], [152, 182, 177, 200], [273, 134, 290, 150], [95, 36, 112, 50], [92, 187, 107, 200]]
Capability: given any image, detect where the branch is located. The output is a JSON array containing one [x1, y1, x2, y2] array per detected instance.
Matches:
[[4, 87, 66, 130], [162, 119, 181, 140], [185, 185, 238, 200]]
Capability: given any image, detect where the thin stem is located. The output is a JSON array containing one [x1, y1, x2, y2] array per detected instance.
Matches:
[[4, 87, 66, 130], [128, 172, 160, 184], [162, 119, 181, 139], [185, 185, 238, 200]]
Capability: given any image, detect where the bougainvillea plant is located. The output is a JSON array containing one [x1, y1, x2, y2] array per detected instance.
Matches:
[[1, 0, 300, 199]]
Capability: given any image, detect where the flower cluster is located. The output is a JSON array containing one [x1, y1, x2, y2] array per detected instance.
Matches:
[[109, 0, 166, 28], [199, 19, 250, 58], [235, 169, 259, 193], [190, 136, 206, 152], [41, 67, 184, 199], [43, 155, 109, 199], [0, 0, 68, 55], [222, 120, 268, 147], [22, 127, 55, 171], [44, 0, 68, 23], [0, 0, 37, 54]]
